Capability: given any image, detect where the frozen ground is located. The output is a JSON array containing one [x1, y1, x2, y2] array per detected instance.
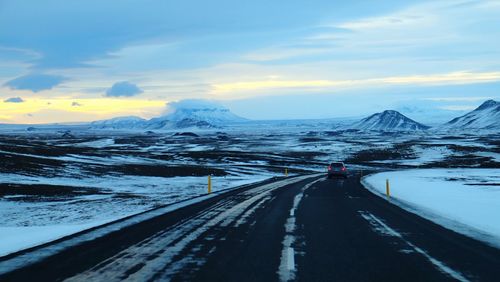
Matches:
[[0, 129, 498, 256], [0, 175, 272, 256], [363, 169, 500, 248]]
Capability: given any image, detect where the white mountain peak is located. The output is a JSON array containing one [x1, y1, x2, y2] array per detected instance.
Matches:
[[351, 110, 430, 131], [443, 100, 500, 130]]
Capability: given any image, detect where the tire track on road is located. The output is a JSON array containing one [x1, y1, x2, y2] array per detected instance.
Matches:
[[65, 174, 320, 282]]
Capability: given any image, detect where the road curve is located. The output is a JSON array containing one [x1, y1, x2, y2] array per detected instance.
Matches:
[[1, 171, 500, 282]]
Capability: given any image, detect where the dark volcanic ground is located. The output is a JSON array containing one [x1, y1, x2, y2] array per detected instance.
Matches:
[[0, 129, 498, 257]]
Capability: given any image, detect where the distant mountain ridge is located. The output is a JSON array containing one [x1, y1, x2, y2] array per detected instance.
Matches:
[[442, 100, 499, 130], [166, 107, 247, 124], [90, 116, 147, 129], [42, 99, 500, 132], [90, 102, 246, 130], [349, 110, 430, 131]]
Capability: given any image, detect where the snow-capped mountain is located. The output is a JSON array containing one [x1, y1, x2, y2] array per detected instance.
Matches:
[[144, 116, 216, 130], [173, 118, 216, 129], [165, 107, 246, 124], [90, 116, 147, 129], [163, 100, 246, 125], [350, 110, 430, 131], [89, 99, 246, 130], [442, 100, 500, 130], [91, 115, 219, 130], [143, 100, 245, 129]]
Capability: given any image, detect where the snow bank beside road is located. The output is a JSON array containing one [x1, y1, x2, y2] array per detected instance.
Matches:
[[0, 175, 272, 257], [362, 169, 500, 248], [0, 222, 111, 257]]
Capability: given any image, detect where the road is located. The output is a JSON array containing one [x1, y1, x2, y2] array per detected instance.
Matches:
[[1, 171, 500, 281]]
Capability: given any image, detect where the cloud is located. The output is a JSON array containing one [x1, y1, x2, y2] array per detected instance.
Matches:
[[166, 99, 226, 114], [1, 1, 499, 123], [105, 81, 143, 97], [423, 96, 493, 102], [3, 97, 25, 103], [72, 101, 82, 107], [212, 71, 500, 93], [0, 0, 413, 70], [4, 74, 66, 92], [439, 105, 477, 111]]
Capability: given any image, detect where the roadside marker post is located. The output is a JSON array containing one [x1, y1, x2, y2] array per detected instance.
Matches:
[[208, 175, 212, 194], [285, 168, 288, 177], [386, 179, 390, 198]]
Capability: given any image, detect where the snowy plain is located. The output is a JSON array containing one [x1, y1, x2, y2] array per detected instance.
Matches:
[[363, 169, 500, 248], [0, 128, 498, 256], [0, 174, 273, 257]]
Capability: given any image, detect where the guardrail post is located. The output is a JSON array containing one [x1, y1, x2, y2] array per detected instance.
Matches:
[[386, 179, 390, 198], [208, 175, 212, 194]]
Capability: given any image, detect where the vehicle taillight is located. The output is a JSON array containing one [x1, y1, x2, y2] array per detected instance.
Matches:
[[342, 167, 346, 171]]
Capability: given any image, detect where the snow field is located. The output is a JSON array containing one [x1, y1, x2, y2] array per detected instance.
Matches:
[[362, 169, 500, 248], [0, 174, 273, 257]]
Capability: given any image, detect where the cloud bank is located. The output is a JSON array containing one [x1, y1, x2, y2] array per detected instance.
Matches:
[[165, 99, 227, 114], [4, 74, 66, 92], [3, 97, 25, 103]]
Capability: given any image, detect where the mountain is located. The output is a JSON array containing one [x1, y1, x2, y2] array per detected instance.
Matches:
[[173, 118, 216, 129], [89, 100, 246, 130], [350, 110, 430, 131], [144, 116, 217, 130], [91, 115, 218, 130], [90, 116, 147, 129], [164, 107, 247, 124], [442, 100, 500, 130]]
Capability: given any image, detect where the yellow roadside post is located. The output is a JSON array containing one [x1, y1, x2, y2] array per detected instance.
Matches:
[[386, 179, 390, 198], [285, 168, 288, 177], [208, 175, 212, 194]]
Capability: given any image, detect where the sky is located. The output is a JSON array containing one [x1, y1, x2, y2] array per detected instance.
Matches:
[[0, 0, 499, 124]]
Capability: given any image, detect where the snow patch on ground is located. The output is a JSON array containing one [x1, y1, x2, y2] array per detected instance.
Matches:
[[72, 138, 116, 148], [0, 222, 112, 257], [400, 145, 453, 166], [0, 174, 272, 257], [362, 169, 500, 248]]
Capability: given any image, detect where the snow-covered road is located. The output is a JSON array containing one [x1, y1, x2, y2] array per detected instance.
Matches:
[[2, 172, 500, 281]]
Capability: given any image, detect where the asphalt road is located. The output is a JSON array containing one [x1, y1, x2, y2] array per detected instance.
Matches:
[[1, 171, 500, 282]]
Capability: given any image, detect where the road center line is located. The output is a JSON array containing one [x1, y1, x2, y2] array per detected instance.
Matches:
[[278, 177, 324, 282], [287, 247, 295, 271]]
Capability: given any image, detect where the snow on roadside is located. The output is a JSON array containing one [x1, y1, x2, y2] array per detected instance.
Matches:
[[0, 222, 112, 257], [362, 169, 500, 248], [0, 174, 273, 257]]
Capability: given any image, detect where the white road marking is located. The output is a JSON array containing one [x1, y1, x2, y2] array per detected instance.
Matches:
[[359, 211, 470, 282], [234, 195, 271, 227], [287, 247, 295, 271], [278, 177, 324, 282]]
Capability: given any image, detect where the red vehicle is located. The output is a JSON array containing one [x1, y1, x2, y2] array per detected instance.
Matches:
[[327, 162, 348, 178]]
